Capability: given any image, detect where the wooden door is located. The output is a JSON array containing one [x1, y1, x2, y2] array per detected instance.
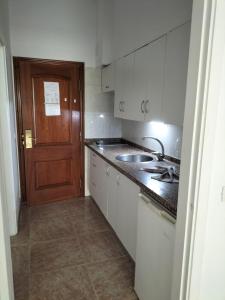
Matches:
[[14, 58, 84, 205]]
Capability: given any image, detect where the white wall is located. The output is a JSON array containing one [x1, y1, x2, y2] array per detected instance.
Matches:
[[122, 120, 183, 159], [9, 0, 97, 67], [113, 0, 192, 59], [96, 0, 114, 65], [0, 0, 20, 236]]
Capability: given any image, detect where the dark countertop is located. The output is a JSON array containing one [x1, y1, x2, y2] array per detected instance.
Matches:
[[85, 141, 179, 218]]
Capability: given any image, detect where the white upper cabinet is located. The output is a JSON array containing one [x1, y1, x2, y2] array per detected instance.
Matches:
[[102, 64, 114, 92], [115, 36, 166, 122], [162, 22, 191, 126], [113, 24, 190, 125], [132, 36, 166, 122], [144, 36, 166, 122], [114, 54, 134, 119]]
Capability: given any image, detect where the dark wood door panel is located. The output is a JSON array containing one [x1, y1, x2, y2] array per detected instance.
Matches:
[[32, 76, 72, 145], [14, 57, 84, 205], [35, 158, 73, 190]]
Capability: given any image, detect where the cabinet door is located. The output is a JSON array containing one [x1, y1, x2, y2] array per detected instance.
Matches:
[[135, 195, 176, 300], [130, 46, 148, 121], [114, 54, 134, 119], [114, 58, 124, 118], [89, 151, 98, 200], [144, 36, 166, 122], [95, 156, 108, 217], [102, 64, 114, 92], [106, 166, 119, 232], [162, 22, 191, 126], [117, 173, 139, 260]]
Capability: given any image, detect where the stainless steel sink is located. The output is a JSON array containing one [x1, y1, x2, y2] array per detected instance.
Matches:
[[115, 154, 153, 163]]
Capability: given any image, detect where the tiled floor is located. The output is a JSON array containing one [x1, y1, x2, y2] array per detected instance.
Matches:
[[11, 197, 138, 300]]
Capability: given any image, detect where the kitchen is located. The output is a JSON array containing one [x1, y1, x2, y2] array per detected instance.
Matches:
[[85, 9, 190, 299], [2, 0, 225, 299]]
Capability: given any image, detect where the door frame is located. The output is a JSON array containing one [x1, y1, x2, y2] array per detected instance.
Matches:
[[172, 0, 225, 299], [13, 57, 85, 203], [0, 43, 15, 300]]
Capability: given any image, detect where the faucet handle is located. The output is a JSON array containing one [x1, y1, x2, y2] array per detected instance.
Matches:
[[152, 151, 165, 161]]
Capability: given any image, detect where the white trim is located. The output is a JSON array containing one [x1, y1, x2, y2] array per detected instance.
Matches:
[[0, 43, 18, 236], [0, 44, 15, 300], [172, 0, 225, 298]]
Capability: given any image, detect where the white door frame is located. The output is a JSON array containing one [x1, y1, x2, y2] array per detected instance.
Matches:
[[172, 0, 225, 299], [0, 45, 15, 300]]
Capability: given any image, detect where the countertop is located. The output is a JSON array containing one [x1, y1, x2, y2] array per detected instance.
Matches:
[[85, 140, 179, 218]]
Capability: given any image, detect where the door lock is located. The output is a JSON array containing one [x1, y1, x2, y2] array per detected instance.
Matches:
[[25, 129, 33, 149]]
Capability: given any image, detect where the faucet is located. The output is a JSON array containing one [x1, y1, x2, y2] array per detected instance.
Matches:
[[142, 136, 165, 161]]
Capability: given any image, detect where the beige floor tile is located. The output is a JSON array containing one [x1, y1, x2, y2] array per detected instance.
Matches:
[[79, 231, 126, 263], [13, 272, 29, 300], [29, 266, 97, 300], [30, 238, 87, 273], [11, 245, 30, 274], [11, 197, 136, 300], [11, 205, 30, 246], [30, 214, 75, 242], [30, 201, 70, 222], [85, 256, 138, 300]]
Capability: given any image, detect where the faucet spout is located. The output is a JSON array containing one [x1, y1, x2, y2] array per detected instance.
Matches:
[[142, 136, 165, 161]]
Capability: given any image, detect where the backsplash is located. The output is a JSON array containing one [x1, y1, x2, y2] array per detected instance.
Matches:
[[85, 67, 122, 138], [85, 112, 122, 138], [122, 120, 183, 159]]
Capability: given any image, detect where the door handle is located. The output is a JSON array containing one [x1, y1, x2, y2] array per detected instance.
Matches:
[[25, 129, 33, 149]]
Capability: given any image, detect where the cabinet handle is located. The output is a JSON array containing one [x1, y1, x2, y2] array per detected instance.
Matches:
[[160, 211, 176, 224], [144, 100, 150, 114], [106, 167, 110, 176], [105, 85, 109, 89], [119, 101, 122, 112], [92, 163, 96, 168], [121, 101, 125, 112], [139, 193, 176, 224], [141, 100, 145, 113]]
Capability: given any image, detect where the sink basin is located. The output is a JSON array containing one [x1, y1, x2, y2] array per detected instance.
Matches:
[[115, 154, 153, 163]]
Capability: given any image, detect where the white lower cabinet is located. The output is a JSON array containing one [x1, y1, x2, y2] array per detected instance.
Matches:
[[88, 149, 139, 260], [135, 193, 176, 300], [89, 151, 98, 200], [116, 173, 139, 261], [89, 150, 108, 217], [106, 166, 119, 232], [88, 148, 176, 293]]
